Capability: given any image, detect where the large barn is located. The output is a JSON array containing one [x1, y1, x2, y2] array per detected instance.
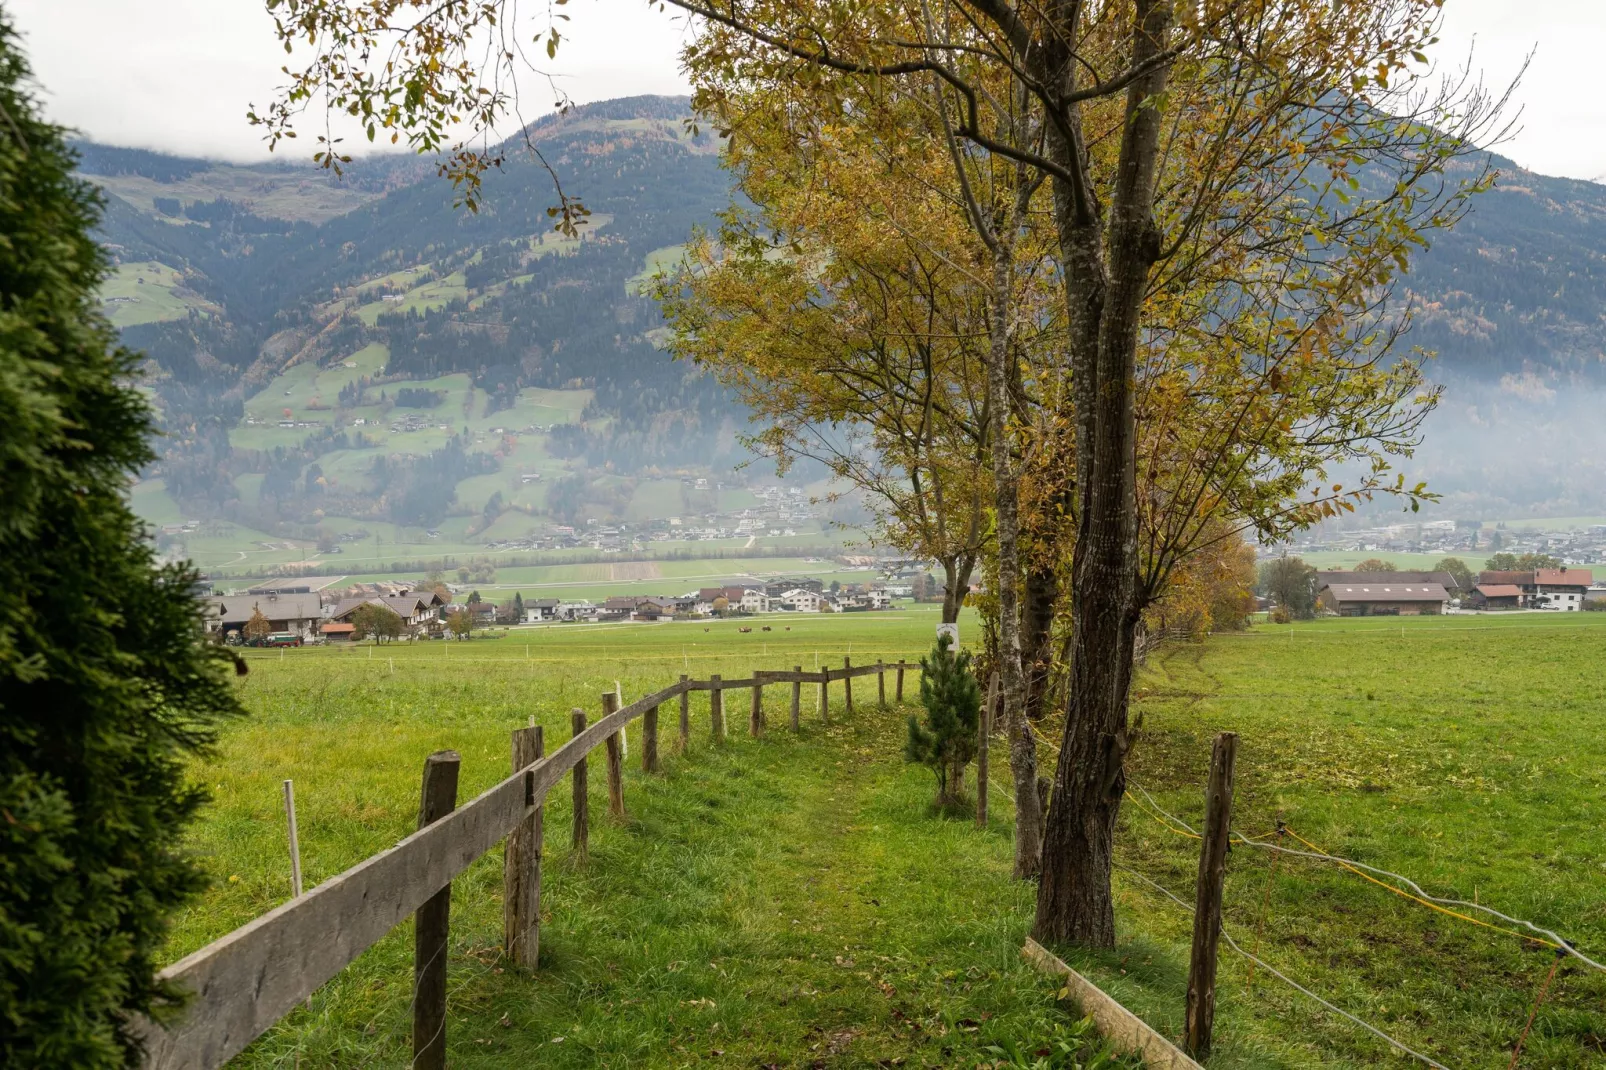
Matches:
[[1317, 582, 1450, 617]]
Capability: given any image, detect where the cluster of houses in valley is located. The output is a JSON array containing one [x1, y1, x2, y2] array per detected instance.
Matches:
[[205, 576, 900, 642], [1314, 568, 1605, 617], [524, 580, 893, 623]]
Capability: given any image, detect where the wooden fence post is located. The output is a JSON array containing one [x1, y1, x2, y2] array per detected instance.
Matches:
[[1185, 731, 1238, 1060], [896, 661, 905, 702], [710, 673, 725, 740], [678, 674, 691, 753], [750, 673, 765, 737], [602, 692, 625, 819], [413, 750, 460, 1070], [877, 663, 886, 707], [977, 672, 996, 828], [820, 667, 830, 723], [643, 702, 660, 773], [504, 726, 543, 969], [570, 709, 588, 857], [791, 666, 802, 731], [843, 655, 854, 713]]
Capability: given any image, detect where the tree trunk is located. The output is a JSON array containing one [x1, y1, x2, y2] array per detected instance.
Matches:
[[940, 552, 976, 624], [987, 236, 1042, 880], [1034, 0, 1173, 948], [1021, 560, 1059, 722]]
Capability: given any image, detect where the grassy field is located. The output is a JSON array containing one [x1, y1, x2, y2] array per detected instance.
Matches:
[[170, 608, 1606, 1067], [99, 260, 219, 327]]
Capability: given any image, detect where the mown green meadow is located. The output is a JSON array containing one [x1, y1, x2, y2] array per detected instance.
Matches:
[[173, 608, 1606, 1067]]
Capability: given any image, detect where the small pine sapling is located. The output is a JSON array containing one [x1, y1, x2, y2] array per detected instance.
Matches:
[[905, 634, 981, 807]]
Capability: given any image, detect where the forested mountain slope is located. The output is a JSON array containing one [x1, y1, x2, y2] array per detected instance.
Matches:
[[87, 97, 752, 550], [84, 96, 1606, 546]]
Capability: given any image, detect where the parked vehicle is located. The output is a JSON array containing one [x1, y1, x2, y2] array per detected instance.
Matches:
[[247, 633, 304, 648]]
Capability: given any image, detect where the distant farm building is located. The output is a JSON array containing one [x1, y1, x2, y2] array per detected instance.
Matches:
[[1317, 583, 1450, 617], [1474, 569, 1593, 611]]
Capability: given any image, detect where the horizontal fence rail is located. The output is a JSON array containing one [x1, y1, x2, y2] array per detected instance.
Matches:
[[141, 662, 913, 1069]]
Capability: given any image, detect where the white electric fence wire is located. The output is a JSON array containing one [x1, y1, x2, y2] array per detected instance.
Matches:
[[1113, 863, 1455, 1070], [1127, 781, 1603, 975]]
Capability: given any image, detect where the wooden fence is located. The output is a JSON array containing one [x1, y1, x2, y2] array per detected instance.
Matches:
[[139, 658, 917, 1070]]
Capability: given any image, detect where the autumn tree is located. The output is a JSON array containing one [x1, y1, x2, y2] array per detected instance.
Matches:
[[1433, 557, 1474, 593], [350, 603, 403, 643], [1353, 558, 1398, 573], [446, 607, 473, 640], [1258, 557, 1318, 621], [258, 0, 1506, 947], [243, 605, 272, 643]]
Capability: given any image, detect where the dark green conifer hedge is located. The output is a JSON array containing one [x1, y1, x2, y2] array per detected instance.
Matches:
[[0, 20, 241, 1066]]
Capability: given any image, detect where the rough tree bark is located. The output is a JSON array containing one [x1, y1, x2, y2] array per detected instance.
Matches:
[[1034, 0, 1173, 947], [986, 233, 1043, 880], [940, 552, 978, 624]]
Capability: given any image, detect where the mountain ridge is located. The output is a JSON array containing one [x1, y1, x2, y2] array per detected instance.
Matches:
[[82, 95, 1606, 543]]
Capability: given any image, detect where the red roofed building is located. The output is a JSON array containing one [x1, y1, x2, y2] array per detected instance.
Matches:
[[1468, 584, 1522, 610], [1473, 569, 1594, 611]]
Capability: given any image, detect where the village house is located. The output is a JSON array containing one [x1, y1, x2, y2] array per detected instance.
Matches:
[[208, 592, 325, 639], [633, 597, 676, 621], [328, 589, 447, 635], [1317, 582, 1450, 617], [600, 596, 639, 621], [523, 598, 562, 623], [778, 588, 824, 613], [1473, 568, 1594, 611], [556, 600, 599, 622], [739, 588, 771, 614], [1467, 583, 1523, 610]]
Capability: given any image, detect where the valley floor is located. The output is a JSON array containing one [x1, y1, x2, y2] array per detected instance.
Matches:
[[173, 609, 1606, 1067]]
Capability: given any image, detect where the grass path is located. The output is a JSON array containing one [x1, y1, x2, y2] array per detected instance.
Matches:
[[223, 689, 1130, 1067]]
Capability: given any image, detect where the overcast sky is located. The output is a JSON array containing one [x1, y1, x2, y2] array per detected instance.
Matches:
[[9, 0, 1605, 181]]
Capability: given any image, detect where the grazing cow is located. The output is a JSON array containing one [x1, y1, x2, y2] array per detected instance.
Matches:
[[761, 626, 772, 632], [784, 627, 791, 631], [739, 626, 753, 633]]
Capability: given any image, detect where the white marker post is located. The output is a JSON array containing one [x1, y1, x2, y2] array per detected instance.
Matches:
[[282, 779, 304, 900], [614, 680, 629, 757], [282, 778, 309, 1009]]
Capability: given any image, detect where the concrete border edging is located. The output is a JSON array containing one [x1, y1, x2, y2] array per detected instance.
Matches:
[[1023, 938, 1204, 1070]]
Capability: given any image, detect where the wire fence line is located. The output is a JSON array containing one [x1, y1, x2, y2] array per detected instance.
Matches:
[[1125, 781, 1603, 975], [1112, 862, 1456, 1070]]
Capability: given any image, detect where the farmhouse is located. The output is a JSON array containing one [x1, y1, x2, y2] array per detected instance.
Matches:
[[1475, 568, 1594, 611], [1533, 568, 1594, 611], [1317, 582, 1450, 616], [1468, 584, 1523, 610], [319, 621, 356, 641], [208, 592, 324, 639], [778, 588, 824, 613], [523, 598, 561, 622], [739, 588, 771, 614]]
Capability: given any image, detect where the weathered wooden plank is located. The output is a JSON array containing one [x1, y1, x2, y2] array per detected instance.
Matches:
[[1023, 939, 1203, 1070], [844, 656, 854, 713], [710, 674, 724, 739], [504, 725, 543, 969], [142, 754, 519, 1069], [642, 704, 659, 773], [143, 680, 692, 1070], [790, 666, 802, 732], [678, 674, 691, 752], [750, 674, 765, 737], [570, 708, 589, 856], [1185, 732, 1237, 1059], [602, 692, 625, 819], [413, 752, 459, 1070]]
